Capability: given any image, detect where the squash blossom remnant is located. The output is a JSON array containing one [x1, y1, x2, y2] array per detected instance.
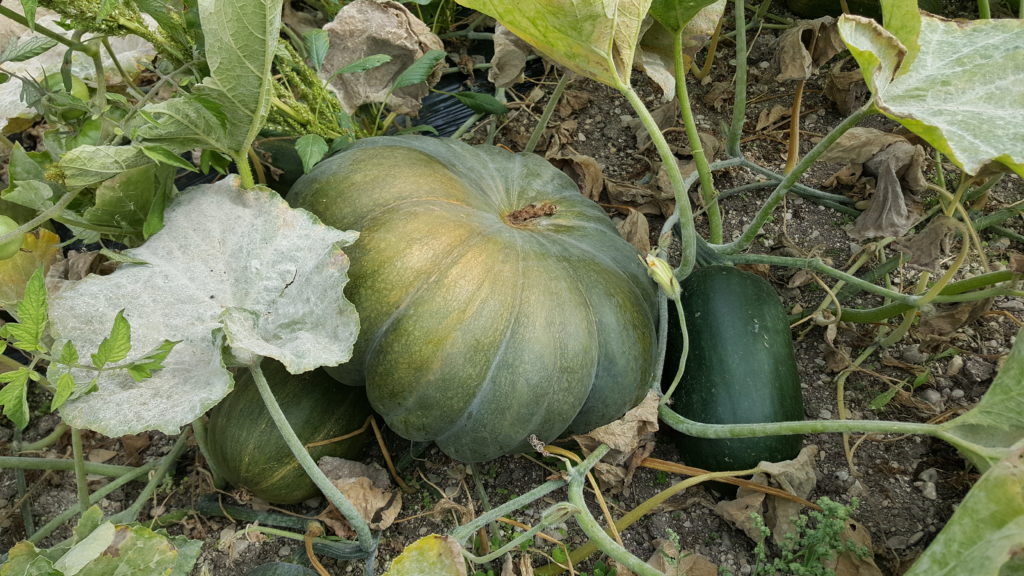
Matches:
[[642, 254, 680, 300]]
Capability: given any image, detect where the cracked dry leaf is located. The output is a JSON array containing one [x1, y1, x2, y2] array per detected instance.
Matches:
[[756, 104, 790, 132], [826, 520, 884, 576], [849, 150, 919, 240], [919, 299, 993, 338], [607, 179, 672, 214], [643, 538, 718, 576], [616, 208, 652, 253], [894, 214, 959, 270], [317, 457, 402, 536], [776, 17, 846, 82], [489, 25, 532, 89], [557, 88, 591, 118], [323, 0, 443, 115], [573, 391, 659, 492]]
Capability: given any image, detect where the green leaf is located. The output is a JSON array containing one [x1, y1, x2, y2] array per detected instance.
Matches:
[[141, 146, 198, 172], [21, 0, 38, 31], [126, 340, 179, 382], [6, 267, 48, 352], [868, 385, 899, 410], [0, 367, 31, 430], [455, 0, 652, 88], [49, 178, 360, 436], [336, 54, 393, 76], [133, 0, 283, 162], [649, 0, 722, 32], [58, 340, 79, 365], [82, 161, 177, 246], [51, 372, 75, 411], [4, 180, 54, 211], [902, 443, 1024, 576], [294, 134, 328, 173], [91, 310, 132, 368], [0, 540, 58, 574], [57, 145, 153, 190], [303, 29, 329, 72], [73, 506, 106, 544], [95, 0, 118, 22], [838, 13, 1024, 177], [939, 326, 1024, 471], [453, 91, 508, 115], [0, 36, 57, 64], [4, 144, 45, 189], [391, 49, 446, 90], [880, 0, 920, 70]]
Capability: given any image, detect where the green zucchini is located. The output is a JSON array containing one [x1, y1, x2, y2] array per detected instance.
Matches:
[[664, 265, 805, 472], [206, 359, 372, 504]]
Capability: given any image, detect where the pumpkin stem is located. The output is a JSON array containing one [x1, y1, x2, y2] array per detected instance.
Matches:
[[505, 202, 557, 226]]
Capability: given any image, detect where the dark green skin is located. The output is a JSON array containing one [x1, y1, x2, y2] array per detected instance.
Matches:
[[288, 135, 659, 462], [206, 360, 371, 505], [665, 265, 804, 472]]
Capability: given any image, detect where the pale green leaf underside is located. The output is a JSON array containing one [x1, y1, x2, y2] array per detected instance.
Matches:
[[58, 146, 153, 190], [902, 443, 1024, 576], [133, 0, 282, 158], [839, 14, 1024, 177], [455, 0, 652, 88], [49, 178, 360, 436], [649, 0, 721, 32]]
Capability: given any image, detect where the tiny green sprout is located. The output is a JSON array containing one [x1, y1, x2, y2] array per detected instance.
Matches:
[[641, 253, 681, 300]]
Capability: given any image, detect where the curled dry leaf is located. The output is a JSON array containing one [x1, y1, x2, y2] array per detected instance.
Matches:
[[714, 445, 820, 544], [894, 214, 959, 270], [616, 208, 652, 254], [919, 298, 993, 338], [572, 391, 659, 492], [775, 16, 846, 82], [627, 100, 678, 149], [323, 0, 443, 115], [499, 553, 535, 576], [556, 88, 591, 118], [824, 64, 870, 115], [607, 179, 672, 216], [317, 457, 402, 536], [756, 104, 791, 132], [826, 520, 884, 576], [548, 154, 604, 202], [489, 25, 532, 89]]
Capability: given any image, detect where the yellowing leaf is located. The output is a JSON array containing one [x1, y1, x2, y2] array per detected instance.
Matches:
[[455, 0, 652, 89], [0, 228, 60, 308], [383, 534, 467, 576]]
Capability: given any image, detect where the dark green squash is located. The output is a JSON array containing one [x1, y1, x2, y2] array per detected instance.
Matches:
[[206, 359, 371, 504], [664, 265, 804, 472], [287, 135, 659, 462]]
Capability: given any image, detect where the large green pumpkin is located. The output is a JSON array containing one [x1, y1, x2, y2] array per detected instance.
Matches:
[[288, 136, 658, 462]]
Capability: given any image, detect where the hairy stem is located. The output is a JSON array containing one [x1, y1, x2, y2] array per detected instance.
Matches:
[[70, 427, 91, 514], [726, 0, 749, 157]]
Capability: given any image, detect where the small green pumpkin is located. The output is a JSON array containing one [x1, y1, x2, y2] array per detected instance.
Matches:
[[288, 136, 659, 462], [206, 359, 371, 504]]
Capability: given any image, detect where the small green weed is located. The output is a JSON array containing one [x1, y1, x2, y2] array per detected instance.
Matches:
[[751, 497, 869, 576]]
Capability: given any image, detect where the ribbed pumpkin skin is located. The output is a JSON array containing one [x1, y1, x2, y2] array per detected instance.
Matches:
[[288, 136, 658, 462], [667, 265, 804, 471], [206, 360, 371, 504]]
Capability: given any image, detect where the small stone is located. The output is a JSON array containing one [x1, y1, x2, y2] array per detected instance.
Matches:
[[886, 535, 910, 549], [278, 545, 291, 557], [901, 344, 928, 364], [964, 358, 995, 382], [836, 469, 850, 482], [921, 481, 938, 500], [908, 531, 925, 546], [951, 388, 965, 400], [848, 480, 867, 498], [945, 356, 964, 377], [920, 388, 942, 409], [418, 526, 428, 536], [758, 60, 770, 69], [997, 299, 1024, 312], [918, 468, 939, 483], [818, 408, 833, 419]]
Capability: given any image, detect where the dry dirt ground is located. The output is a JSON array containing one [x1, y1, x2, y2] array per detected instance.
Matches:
[[1, 2, 1022, 575]]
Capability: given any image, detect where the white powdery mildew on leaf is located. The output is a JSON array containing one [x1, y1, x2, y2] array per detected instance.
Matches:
[[839, 14, 1024, 176], [49, 178, 359, 437]]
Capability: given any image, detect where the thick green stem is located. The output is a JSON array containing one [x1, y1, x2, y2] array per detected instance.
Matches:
[[462, 503, 578, 564], [566, 445, 663, 576], [726, 0, 749, 157], [0, 5, 92, 53], [661, 297, 688, 405], [70, 428, 91, 514], [0, 187, 84, 247], [17, 423, 69, 452], [674, 31, 721, 243], [12, 430, 35, 535], [112, 431, 190, 524], [234, 153, 256, 189], [659, 403, 940, 438], [618, 83, 697, 278], [717, 101, 876, 254], [249, 361, 376, 554], [525, 71, 571, 154], [450, 477, 569, 545], [0, 456, 139, 476]]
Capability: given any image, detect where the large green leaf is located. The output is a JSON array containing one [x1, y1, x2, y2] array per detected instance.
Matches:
[[938, 327, 1024, 471], [454, 0, 652, 89], [80, 162, 176, 246], [902, 442, 1024, 576], [132, 0, 281, 159], [838, 13, 1024, 177], [649, 0, 722, 32], [48, 178, 359, 436], [57, 146, 152, 190]]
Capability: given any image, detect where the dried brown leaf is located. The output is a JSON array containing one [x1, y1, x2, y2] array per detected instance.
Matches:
[[756, 104, 790, 132], [825, 164, 862, 188], [703, 81, 732, 111], [628, 100, 677, 149], [87, 448, 118, 463], [323, 0, 443, 115], [548, 154, 604, 202], [894, 214, 959, 270], [572, 391, 659, 492], [849, 156, 918, 240], [607, 179, 670, 208], [636, 2, 727, 102], [919, 299, 993, 337], [500, 553, 535, 576], [616, 208, 652, 253], [715, 484, 767, 540], [1009, 252, 1024, 274], [825, 520, 884, 576], [775, 17, 845, 82], [317, 457, 402, 536], [824, 65, 869, 115], [557, 88, 590, 118], [644, 538, 719, 576], [820, 127, 907, 165], [489, 25, 532, 89]]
